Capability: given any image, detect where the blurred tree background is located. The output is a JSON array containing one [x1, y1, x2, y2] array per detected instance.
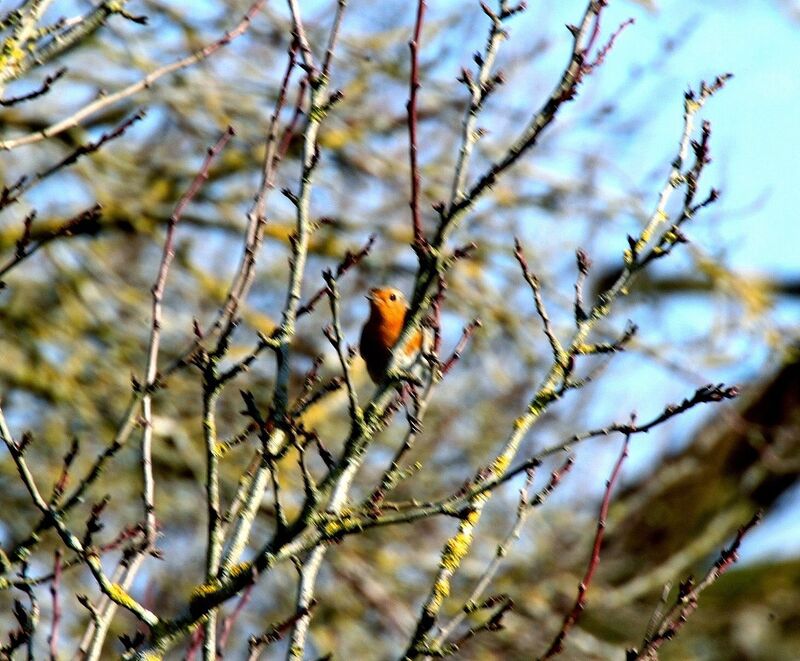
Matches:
[[0, 0, 798, 659]]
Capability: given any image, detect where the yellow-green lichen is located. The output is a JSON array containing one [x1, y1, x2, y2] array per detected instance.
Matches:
[[529, 387, 556, 416], [440, 529, 473, 573], [308, 105, 327, 123], [107, 583, 139, 610], [623, 248, 634, 267], [430, 576, 451, 607], [322, 511, 362, 537], [489, 453, 511, 477], [190, 579, 222, 603], [139, 652, 163, 661], [472, 491, 490, 506], [685, 98, 702, 114], [227, 561, 251, 578], [464, 509, 481, 527]]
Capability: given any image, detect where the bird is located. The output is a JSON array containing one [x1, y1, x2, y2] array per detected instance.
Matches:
[[359, 286, 430, 383]]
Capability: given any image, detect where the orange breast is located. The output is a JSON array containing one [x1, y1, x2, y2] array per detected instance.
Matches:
[[359, 308, 422, 382]]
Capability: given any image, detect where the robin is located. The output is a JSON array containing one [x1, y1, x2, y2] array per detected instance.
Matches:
[[359, 287, 430, 383]]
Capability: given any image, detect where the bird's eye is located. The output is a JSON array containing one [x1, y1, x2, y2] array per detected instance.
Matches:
[[389, 293, 397, 301]]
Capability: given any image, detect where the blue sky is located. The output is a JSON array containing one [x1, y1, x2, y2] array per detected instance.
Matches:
[[537, 0, 800, 559]]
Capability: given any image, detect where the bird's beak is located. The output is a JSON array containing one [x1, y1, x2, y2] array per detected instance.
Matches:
[[366, 289, 377, 302]]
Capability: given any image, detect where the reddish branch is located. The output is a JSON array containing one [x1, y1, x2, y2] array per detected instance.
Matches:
[[407, 0, 427, 254], [0, 67, 67, 107], [48, 550, 62, 660], [431, 275, 446, 357], [218, 583, 255, 653], [0, 204, 102, 284], [169, 127, 235, 236], [296, 233, 376, 318], [442, 319, 482, 375], [321, 0, 347, 78], [514, 237, 562, 360], [206, 40, 301, 349], [535, 456, 575, 507], [247, 600, 318, 660], [586, 18, 635, 71], [49, 438, 80, 507], [142, 125, 235, 547], [287, 0, 316, 74], [185, 624, 203, 661], [37, 111, 146, 182], [541, 428, 632, 659]]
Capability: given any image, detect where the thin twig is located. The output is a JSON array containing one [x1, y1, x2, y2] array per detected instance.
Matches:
[[142, 125, 235, 550], [321, 0, 347, 78], [210, 40, 300, 349], [436, 456, 573, 646], [407, 0, 427, 253], [218, 583, 254, 655], [0, 66, 66, 106], [368, 369, 435, 508], [451, 383, 739, 502], [541, 427, 632, 659], [287, 0, 316, 75], [514, 238, 564, 363], [441, 319, 482, 375], [296, 233, 375, 319], [323, 273, 362, 427], [449, 0, 516, 208], [0, 205, 102, 282], [248, 601, 317, 661], [48, 550, 62, 660]]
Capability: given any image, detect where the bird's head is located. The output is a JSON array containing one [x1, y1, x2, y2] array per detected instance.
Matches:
[[366, 287, 408, 322]]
